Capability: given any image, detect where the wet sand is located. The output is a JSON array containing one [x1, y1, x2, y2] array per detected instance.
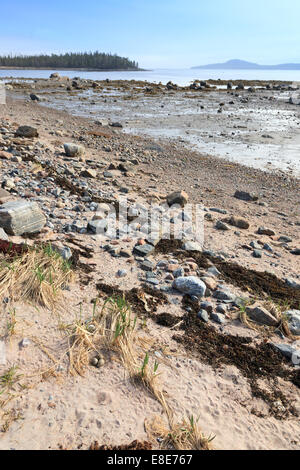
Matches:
[[8, 76, 300, 177]]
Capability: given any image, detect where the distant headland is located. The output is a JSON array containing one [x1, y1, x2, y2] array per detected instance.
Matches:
[[192, 59, 300, 70]]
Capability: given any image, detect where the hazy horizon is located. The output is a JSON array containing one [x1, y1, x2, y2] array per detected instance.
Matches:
[[1, 0, 300, 69]]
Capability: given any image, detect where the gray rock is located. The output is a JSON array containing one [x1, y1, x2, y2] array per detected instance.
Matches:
[[15, 126, 38, 138], [182, 241, 202, 252], [285, 278, 300, 290], [216, 304, 227, 314], [173, 267, 185, 278], [59, 247, 72, 260], [146, 278, 159, 285], [133, 243, 155, 257], [52, 245, 72, 260], [216, 220, 230, 231], [141, 259, 154, 271], [197, 310, 209, 323], [206, 266, 221, 277], [284, 310, 300, 336], [211, 312, 226, 324], [291, 248, 300, 255], [200, 301, 213, 313], [258, 226, 275, 236], [87, 219, 108, 234], [0, 200, 46, 235], [253, 249, 262, 258], [209, 208, 228, 215], [110, 122, 123, 128], [234, 190, 258, 202], [213, 289, 236, 302], [278, 236, 292, 243], [272, 343, 297, 360], [30, 93, 41, 101], [263, 243, 273, 252], [172, 276, 206, 298], [250, 241, 261, 250], [64, 143, 84, 157], [117, 269, 127, 278], [245, 303, 278, 327]]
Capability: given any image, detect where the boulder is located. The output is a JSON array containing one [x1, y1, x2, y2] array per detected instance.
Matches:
[[245, 303, 278, 327], [0, 200, 46, 235], [166, 190, 189, 207], [64, 143, 84, 157], [172, 276, 206, 298], [15, 126, 38, 138]]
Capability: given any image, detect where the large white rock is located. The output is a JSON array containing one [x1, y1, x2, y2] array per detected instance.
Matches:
[[0, 200, 46, 235], [172, 276, 206, 298]]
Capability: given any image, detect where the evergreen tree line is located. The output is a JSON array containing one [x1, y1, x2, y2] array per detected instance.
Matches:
[[0, 51, 139, 70]]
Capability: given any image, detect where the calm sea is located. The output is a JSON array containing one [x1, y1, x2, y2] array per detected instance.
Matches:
[[1, 68, 300, 86]]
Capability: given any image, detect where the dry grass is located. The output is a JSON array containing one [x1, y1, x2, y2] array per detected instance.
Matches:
[[0, 365, 24, 432], [145, 415, 215, 450], [66, 296, 173, 421], [65, 296, 215, 449], [0, 244, 74, 308]]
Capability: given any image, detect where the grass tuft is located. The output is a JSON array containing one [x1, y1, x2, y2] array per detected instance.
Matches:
[[0, 244, 74, 308], [145, 414, 215, 450]]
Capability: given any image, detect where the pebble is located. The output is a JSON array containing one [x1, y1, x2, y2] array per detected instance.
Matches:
[[253, 249, 262, 258], [211, 312, 226, 324], [197, 310, 209, 322], [216, 220, 230, 231], [117, 269, 127, 278]]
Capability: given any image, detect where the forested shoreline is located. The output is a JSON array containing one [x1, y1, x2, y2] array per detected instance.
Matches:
[[0, 51, 140, 70]]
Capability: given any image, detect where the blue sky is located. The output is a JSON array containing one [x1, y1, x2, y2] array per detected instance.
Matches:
[[0, 0, 299, 68]]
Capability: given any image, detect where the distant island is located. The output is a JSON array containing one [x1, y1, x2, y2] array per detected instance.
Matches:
[[0, 51, 140, 70], [192, 59, 300, 70]]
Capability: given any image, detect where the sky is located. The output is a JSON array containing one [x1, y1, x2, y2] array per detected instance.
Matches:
[[0, 0, 300, 69]]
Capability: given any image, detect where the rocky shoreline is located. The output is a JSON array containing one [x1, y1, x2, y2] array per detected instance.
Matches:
[[0, 87, 299, 450], [6, 73, 300, 176]]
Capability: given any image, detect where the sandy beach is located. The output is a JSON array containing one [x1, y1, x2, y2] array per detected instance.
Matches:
[[0, 77, 299, 450]]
